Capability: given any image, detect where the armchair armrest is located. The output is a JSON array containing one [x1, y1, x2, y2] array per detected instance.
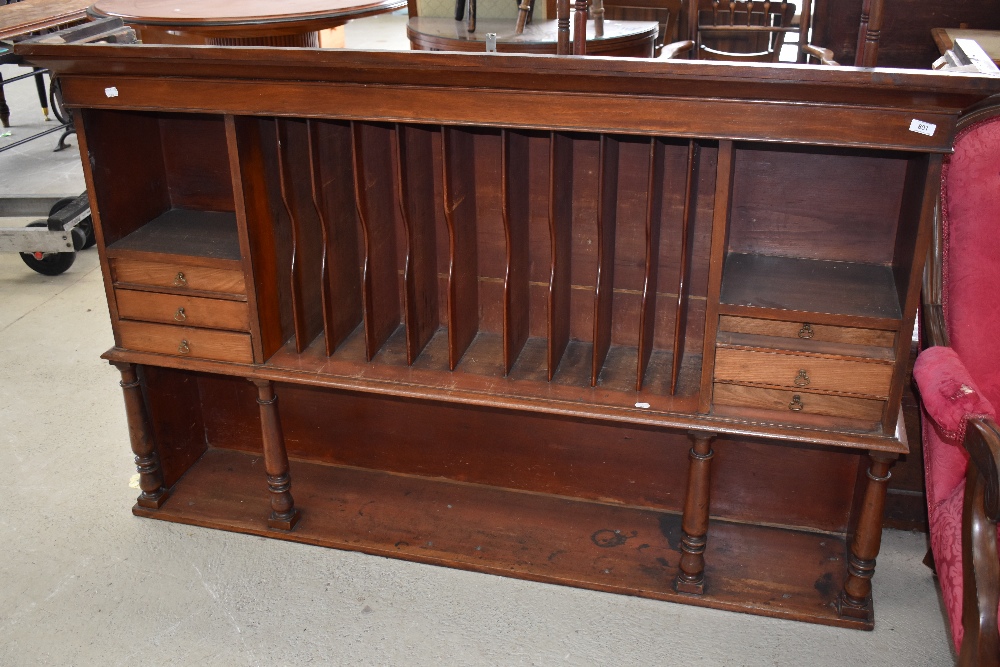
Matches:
[[913, 345, 996, 443], [800, 44, 839, 66], [959, 416, 1000, 667], [660, 39, 694, 59]]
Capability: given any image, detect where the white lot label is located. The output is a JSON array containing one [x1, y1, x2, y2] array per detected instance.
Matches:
[[105, 86, 119, 98], [909, 119, 936, 136]]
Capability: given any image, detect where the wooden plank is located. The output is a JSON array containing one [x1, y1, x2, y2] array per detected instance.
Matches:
[[105, 209, 240, 260], [308, 119, 363, 356], [592, 135, 620, 386], [441, 126, 480, 370], [670, 140, 697, 394], [352, 121, 402, 360], [637, 138, 665, 391], [396, 124, 440, 364], [547, 132, 574, 380], [501, 129, 531, 375]]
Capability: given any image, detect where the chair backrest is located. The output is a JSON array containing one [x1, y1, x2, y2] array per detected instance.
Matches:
[[604, 0, 684, 55], [938, 107, 1000, 408], [694, 0, 796, 62], [410, 0, 546, 19]]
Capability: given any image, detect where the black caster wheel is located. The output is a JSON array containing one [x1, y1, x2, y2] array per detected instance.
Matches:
[[19, 220, 85, 276]]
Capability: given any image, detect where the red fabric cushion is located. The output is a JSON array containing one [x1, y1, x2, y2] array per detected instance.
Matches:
[[922, 114, 1000, 652], [941, 116, 1000, 410]]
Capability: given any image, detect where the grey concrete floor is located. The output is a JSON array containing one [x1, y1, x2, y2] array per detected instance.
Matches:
[[0, 16, 958, 666]]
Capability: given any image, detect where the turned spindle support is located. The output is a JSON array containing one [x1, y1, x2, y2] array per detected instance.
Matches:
[[675, 431, 716, 594], [591, 0, 604, 37], [573, 0, 588, 54], [113, 362, 169, 509], [838, 453, 895, 620], [556, 0, 570, 54], [252, 380, 301, 530]]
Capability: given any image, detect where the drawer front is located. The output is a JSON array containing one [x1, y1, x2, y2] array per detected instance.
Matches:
[[118, 320, 253, 364], [714, 347, 893, 398], [116, 289, 250, 331], [718, 315, 895, 348], [111, 257, 245, 296], [713, 383, 885, 422]]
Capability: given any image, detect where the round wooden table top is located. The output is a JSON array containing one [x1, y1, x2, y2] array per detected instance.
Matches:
[[89, 0, 406, 43], [407, 18, 659, 57]]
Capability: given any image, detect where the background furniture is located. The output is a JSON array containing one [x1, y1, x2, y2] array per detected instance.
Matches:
[[406, 17, 658, 55], [915, 103, 1000, 665], [813, 0, 1000, 69], [88, 0, 407, 47], [19, 40, 1000, 630], [933, 28, 1000, 68], [687, 0, 796, 62]]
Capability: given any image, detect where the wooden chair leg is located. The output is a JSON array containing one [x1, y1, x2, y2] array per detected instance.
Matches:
[[253, 380, 301, 530], [838, 453, 895, 620], [958, 463, 1000, 666], [113, 362, 169, 509], [675, 431, 716, 594]]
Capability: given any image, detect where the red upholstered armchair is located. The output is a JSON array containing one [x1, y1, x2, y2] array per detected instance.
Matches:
[[914, 104, 1000, 666]]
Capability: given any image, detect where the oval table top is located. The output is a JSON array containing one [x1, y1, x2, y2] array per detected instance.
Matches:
[[408, 18, 659, 57], [88, 0, 406, 34]]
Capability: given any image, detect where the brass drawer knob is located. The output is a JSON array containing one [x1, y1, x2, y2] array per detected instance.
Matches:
[[174, 307, 186, 322], [798, 323, 814, 339], [789, 394, 804, 411], [794, 369, 810, 387], [178, 339, 191, 354], [174, 271, 187, 287]]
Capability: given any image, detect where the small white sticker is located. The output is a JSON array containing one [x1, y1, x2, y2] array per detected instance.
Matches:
[[105, 86, 119, 98], [909, 119, 936, 136], [635, 402, 651, 409]]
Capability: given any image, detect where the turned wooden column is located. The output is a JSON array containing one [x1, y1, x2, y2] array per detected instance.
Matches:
[[253, 380, 301, 530], [113, 362, 169, 509], [675, 431, 716, 594], [573, 0, 588, 55], [838, 453, 895, 619]]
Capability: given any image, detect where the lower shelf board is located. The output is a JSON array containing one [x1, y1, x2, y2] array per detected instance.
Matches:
[[135, 447, 872, 630]]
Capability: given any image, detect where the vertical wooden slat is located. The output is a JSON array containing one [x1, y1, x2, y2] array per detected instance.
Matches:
[[671, 140, 700, 394], [396, 124, 440, 364], [351, 122, 401, 361], [698, 140, 735, 413], [308, 119, 363, 356], [275, 118, 324, 353], [548, 131, 574, 380], [227, 115, 275, 363], [636, 137, 666, 391], [441, 127, 480, 370], [501, 129, 531, 376], [591, 134, 620, 387]]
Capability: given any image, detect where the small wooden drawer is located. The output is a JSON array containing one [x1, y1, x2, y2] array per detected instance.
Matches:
[[718, 315, 895, 348], [116, 289, 250, 331], [111, 257, 245, 296], [713, 383, 885, 422], [118, 320, 253, 364], [714, 347, 893, 398]]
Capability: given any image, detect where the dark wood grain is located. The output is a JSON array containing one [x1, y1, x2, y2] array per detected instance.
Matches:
[[441, 127, 480, 370], [502, 129, 531, 375], [670, 140, 698, 395], [637, 138, 665, 391], [591, 135, 620, 386], [309, 119, 363, 356], [352, 122, 402, 361], [106, 209, 240, 260], [548, 132, 574, 380]]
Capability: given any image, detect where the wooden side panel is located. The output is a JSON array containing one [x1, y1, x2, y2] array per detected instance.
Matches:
[[637, 138, 665, 390], [276, 118, 325, 353], [442, 127, 480, 370], [138, 365, 207, 489], [81, 108, 169, 246], [396, 124, 440, 364], [502, 129, 532, 375], [352, 122, 402, 360], [548, 132, 574, 380], [309, 119, 363, 356], [229, 116, 290, 361], [700, 140, 735, 412], [159, 114, 234, 212], [592, 135, 620, 386]]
